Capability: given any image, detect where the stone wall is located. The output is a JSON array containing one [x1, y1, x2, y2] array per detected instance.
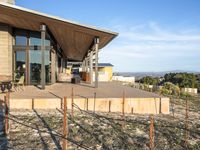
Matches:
[[0, 24, 13, 80]]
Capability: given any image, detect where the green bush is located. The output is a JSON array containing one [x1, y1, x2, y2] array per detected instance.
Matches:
[[180, 91, 192, 99]]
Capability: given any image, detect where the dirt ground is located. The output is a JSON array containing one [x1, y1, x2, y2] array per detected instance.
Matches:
[[0, 97, 200, 150]]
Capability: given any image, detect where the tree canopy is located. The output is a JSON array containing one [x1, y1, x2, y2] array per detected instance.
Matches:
[[139, 73, 200, 92]]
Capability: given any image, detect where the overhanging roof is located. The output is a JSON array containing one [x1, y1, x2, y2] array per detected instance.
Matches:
[[0, 3, 118, 61]]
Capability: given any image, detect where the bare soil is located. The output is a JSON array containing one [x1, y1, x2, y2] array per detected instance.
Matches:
[[0, 97, 200, 150]]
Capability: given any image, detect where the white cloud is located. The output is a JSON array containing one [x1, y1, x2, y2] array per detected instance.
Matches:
[[100, 22, 200, 72]]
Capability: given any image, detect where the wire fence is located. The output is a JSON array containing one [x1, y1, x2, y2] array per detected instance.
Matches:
[[0, 89, 199, 149]]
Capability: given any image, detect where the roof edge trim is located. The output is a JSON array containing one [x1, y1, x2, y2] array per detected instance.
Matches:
[[0, 2, 119, 36]]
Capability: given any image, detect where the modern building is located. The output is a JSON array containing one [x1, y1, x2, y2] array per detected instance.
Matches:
[[112, 75, 135, 84], [0, 0, 118, 89], [94, 63, 113, 82], [181, 88, 198, 94]]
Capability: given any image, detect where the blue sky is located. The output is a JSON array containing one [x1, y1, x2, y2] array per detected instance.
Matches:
[[16, 0, 200, 72]]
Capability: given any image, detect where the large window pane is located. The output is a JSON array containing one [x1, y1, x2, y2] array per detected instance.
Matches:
[[30, 32, 51, 46], [30, 32, 41, 46], [29, 50, 50, 85], [45, 51, 51, 83], [15, 36, 27, 46], [29, 50, 41, 85], [15, 51, 26, 81], [14, 29, 27, 46]]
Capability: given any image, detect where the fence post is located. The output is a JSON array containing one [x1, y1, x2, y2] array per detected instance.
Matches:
[[63, 97, 68, 150], [122, 91, 125, 128], [185, 98, 189, 147], [93, 92, 96, 113], [172, 96, 175, 117], [108, 100, 111, 113], [86, 98, 88, 111], [71, 88, 74, 118], [4, 92, 9, 135], [149, 115, 154, 150], [32, 98, 34, 110], [131, 107, 134, 114]]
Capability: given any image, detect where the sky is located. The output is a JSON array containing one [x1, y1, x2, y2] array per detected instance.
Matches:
[[16, 0, 200, 72]]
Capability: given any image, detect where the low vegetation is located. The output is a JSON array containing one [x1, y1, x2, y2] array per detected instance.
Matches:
[[138, 73, 200, 95]]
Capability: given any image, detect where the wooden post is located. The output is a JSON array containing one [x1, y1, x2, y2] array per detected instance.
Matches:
[[63, 97, 68, 150], [71, 88, 74, 118], [93, 92, 96, 113], [149, 115, 154, 150]]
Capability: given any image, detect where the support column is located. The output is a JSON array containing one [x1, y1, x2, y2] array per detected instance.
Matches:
[[82, 59, 86, 72], [94, 37, 99, 88], [85, 57, 88, 73], [89, 51, 93, 84], [40, 24, 46, 90]]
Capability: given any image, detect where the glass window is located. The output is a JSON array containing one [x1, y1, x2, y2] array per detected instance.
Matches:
[[15, 36, 27, 46], [15, 51, 26, 81], [29, 50, 51, 85], [14, 29, 27, 46], [30, 32, 41, 46], [30, 32, 51, 46], [45, 39, 51, 46]]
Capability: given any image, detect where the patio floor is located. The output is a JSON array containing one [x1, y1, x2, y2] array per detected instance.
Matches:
[[0, 82, 161, 99]]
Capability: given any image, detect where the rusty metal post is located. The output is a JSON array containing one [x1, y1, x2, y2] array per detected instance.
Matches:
[[63, 97, 68, 150], [172, 96, 175, 118], [86, 98, 88, 111], [149, 115, 154, 150], [131, 107, 134, 114], [185, 98, 189, 147], [71, 88, 74, 118], [109, 100, 111, 113], [50, 144, 53, 150], [32, 98, 34, 110], [4, 92, 9, 135], [122, 91, 125, 128], [93, 92, 96, 113]]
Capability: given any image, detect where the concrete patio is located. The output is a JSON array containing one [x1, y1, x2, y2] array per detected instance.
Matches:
[[8, 82, 161, 99], [0, 82, 170, 114]]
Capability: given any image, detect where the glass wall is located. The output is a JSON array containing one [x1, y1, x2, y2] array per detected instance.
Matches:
[[13, 28, 52, 85], [30, 32, 51, 46], [29, 50, 50, 85], [15, 51, 26, 81], [15, 30, 27, 46]]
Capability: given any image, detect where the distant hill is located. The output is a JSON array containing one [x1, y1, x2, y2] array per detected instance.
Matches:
[[114, 70, 200, 80]]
